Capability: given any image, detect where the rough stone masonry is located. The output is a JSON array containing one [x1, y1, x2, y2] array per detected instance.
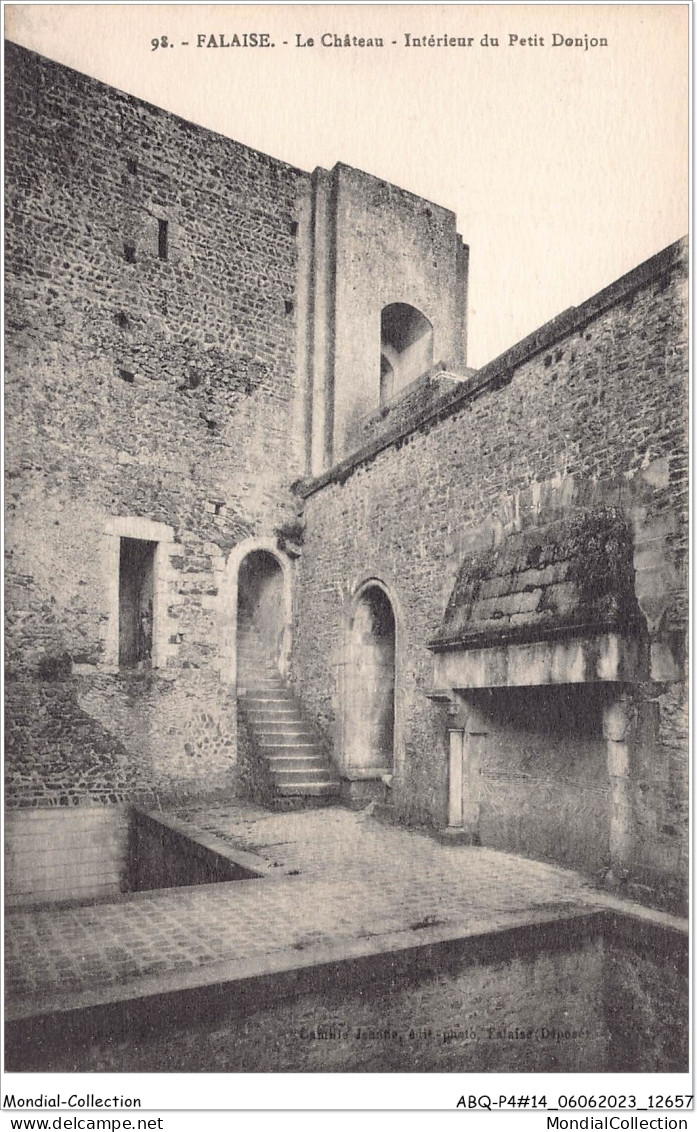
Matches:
[[4, 41, 688, 912]]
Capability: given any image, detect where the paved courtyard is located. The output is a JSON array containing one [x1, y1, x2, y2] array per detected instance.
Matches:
[[5, 802, 679, 1026]]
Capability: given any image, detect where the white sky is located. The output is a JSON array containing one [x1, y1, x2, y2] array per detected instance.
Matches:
[[4, 3, 689, 368]]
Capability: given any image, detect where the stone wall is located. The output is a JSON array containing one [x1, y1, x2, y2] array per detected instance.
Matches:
[[345, 368, 469, 454], [329, 164, 468, 460], [294, 240, 688, 904], [5, 43, 308, 802], [9, 914, 688, 1072], [129, 810, 262, 893], [297, 161, 469, 474], [467, 685, 611, 877], [4, 44, 688, 909]]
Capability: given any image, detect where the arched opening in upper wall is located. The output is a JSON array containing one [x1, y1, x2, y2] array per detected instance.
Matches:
[[380, 303, 433, 404]]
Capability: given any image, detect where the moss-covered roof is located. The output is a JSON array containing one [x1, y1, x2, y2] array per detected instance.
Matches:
[[431, 507, 644, 652]]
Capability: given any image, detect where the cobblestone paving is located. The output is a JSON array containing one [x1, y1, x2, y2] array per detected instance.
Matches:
[[5, 804, 600, 1013]]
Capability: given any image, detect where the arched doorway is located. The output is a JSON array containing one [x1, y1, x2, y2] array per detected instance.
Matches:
[[236, 550, 285, 678], [346, 584, 396, 772]]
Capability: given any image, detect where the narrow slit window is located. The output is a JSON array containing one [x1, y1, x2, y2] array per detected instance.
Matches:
[[119, 538, 156, 669], [158, 219, 169, 261], [123, 243, 136, 264]]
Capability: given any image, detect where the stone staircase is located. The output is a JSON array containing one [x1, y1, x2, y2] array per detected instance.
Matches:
[[237, 628, 340, 806]]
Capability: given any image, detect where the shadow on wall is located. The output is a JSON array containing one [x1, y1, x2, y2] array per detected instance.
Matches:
[[380, 303, 433, 404], [469, 683, 612, 878], [345, 585, 396, 773], [237, 550, 285, 668]]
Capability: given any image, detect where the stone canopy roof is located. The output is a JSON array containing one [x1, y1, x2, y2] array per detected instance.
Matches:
[[430, 507, 644, 652]]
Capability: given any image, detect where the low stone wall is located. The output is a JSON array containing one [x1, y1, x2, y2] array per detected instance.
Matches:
[[130, 810, 264, 891], [7, 910, 686, 1073], [4, 804, 266, 908]]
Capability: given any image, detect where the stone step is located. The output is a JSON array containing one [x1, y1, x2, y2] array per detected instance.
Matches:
[[237, 656, 338, 803], [256, 725, 315, 737], [258, 740, 321, 752], [243, 704, 302, 716], [240, 684, 283, 693], [255, 732, 317, 742], [276, 781, 340, 797], [245, 711, 304, 724], [270, 767, 338, 784], [272, 769, 337, 787], [255, 716, 310, 727], [261, 740, 320, 750], [241, 685, 289, 694], [240, 682, 287, 692], [246, 719, 305, 729], [246, 716, 304, 726], [242, 701, 303, 710], [249, 724, 307, 734], [243, 698, 296, 708], [242, 693, 295, 704], [265, 755, 328, 771], [241, 688, 287, 698]]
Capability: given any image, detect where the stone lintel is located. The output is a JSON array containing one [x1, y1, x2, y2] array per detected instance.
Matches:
[[432, 632, 641, 690]]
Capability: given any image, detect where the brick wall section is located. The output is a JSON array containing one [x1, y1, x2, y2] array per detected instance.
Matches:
[[294, 243, 688, 897], [5, 44, 309, 800]]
